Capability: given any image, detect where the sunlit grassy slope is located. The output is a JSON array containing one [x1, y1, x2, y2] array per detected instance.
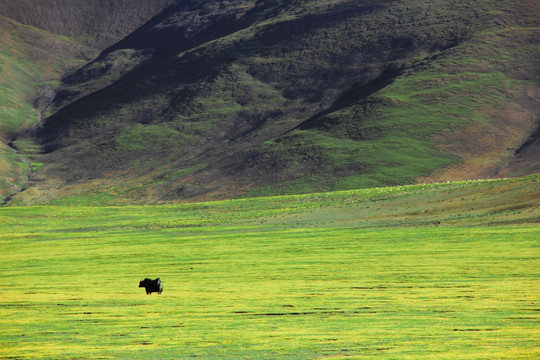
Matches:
[[0, 15, 91, 200], [0, 0, 175, 203], [1, 175, 538, 359], [0, 15, 91, 138]]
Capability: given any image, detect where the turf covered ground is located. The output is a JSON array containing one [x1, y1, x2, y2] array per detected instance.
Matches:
[[1, 176, 538, 359]]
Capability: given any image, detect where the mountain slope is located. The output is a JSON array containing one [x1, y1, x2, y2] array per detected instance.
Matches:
[[0, 0, 177, 48], [0, 1, 179, 202], [0, 15, 87, 200], [6, 0, 540, 204]]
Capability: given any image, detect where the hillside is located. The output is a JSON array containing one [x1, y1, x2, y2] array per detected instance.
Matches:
[[2, 0, 539, 204], [0, 15, 87, 200], [0, 0, 177, 49], [0, 1, 177, 202]]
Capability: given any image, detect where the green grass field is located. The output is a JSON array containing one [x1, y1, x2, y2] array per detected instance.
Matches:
[[1, 175, 538, 359]]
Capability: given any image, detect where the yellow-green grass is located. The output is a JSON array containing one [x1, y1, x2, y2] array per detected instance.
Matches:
[[0, 176, 538, 359]]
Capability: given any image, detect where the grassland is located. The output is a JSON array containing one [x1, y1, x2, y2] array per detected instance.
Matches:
[[1, 175, 538, 359]]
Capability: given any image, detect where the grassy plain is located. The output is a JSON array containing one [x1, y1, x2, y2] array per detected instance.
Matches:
[[0, 175, 538, 359]]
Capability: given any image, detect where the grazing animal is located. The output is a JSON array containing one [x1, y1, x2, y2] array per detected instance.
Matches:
[[139, 278, 163, 295]]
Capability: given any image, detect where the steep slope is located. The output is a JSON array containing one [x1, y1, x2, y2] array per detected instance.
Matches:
[[0, 0, 177, 48], [8, 0, 540, 204], [0, 16, 88, 201], [0, 1, 177, 202]]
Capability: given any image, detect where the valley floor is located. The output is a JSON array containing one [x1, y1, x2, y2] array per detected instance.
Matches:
[[0, 176, 538, 359]]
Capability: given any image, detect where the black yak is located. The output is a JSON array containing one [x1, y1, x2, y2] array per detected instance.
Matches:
[[139, 278, 163, 295]]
